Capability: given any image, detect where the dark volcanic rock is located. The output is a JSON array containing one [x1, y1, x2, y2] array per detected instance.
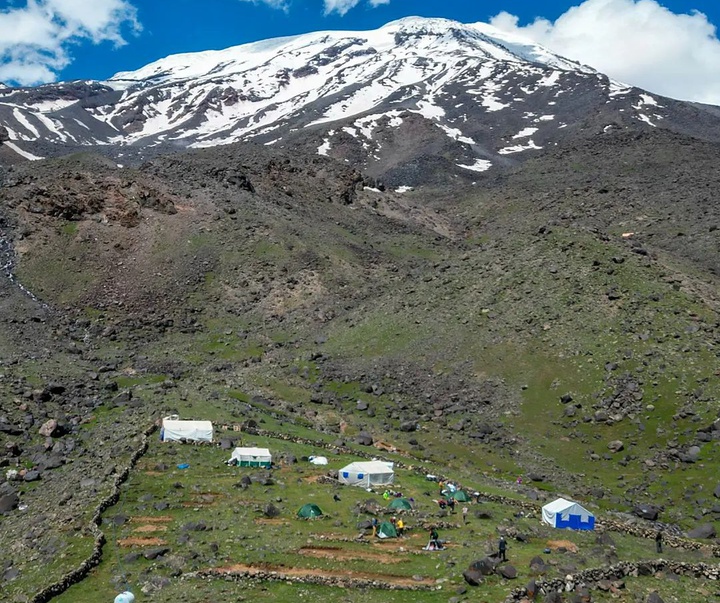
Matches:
[[686, 523, 716, 539], [462, 568, 483, 586], [633, 504, 660, 521]]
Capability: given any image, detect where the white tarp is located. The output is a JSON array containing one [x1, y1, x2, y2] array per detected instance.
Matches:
[[542, 497, 595, 530], [230, 447, 272, 466], [339, 460, 394, 488], [161, 416, 213, 443], [309, 456, 328, 465]]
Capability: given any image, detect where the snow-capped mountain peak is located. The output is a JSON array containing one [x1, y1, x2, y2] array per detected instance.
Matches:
[[1, 15, 716, 181]]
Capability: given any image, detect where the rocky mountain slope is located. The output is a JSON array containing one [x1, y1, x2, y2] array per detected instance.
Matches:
[[0, 15, 719, 603], [2, 17, 720, 186]]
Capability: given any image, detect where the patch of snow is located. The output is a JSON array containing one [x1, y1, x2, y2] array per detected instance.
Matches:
[[639, 94, 658, 106], [27, 99, 77, 112], [395, 186, 413, 193], [4, 141, 43, 160], [536, 115, 554, 121], [498, 139, 542, 154], [364, 186, 382, 193], [317, 138, 331, 155], [12, 108, 39, 139], [637, 114, 656, 127], [457, 158, 492, 172], [414, 99, 445, 120], [512, 127, 538, 139], [437, 124, 475, 144], [538, 71, 560, 87]]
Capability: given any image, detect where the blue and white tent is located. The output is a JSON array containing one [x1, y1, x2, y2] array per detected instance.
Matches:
[[542, 497, 595, 530]]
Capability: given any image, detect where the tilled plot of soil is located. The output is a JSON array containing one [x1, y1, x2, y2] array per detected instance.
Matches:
[[297, 545, 404, 563]]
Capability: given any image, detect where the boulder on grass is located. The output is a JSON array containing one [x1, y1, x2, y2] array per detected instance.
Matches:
[[686, 523, 716, 539], [462, 569, 483, 586]]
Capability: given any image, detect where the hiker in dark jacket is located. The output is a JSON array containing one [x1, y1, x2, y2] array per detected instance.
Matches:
[[498, 536, 507, 561], [655, 530, 663, 554]]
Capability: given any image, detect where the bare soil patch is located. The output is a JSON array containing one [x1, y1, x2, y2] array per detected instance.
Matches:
[[133, 524, 168, 533], [254, 518, 290, 525], [298, 546, 404, 564], [131, 516, 173, 523], [546, 540, 579, 553]]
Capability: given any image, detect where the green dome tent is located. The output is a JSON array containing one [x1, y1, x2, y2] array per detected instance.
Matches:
[[297, 503, 323, 518], [377, 521, 398, 539], [388, 498, 413, 511], [449, 490, 471, 502]]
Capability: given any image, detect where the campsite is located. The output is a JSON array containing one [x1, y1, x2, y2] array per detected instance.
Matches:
[[39, 410, 719, 603]]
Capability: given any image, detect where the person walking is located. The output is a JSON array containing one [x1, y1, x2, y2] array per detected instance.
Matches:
[[498, 536, 507, 561], [396, 518, 404, 537], [655, 530, 663, 554], [462, 506, 469, 524], [447, 497, 456, 514]]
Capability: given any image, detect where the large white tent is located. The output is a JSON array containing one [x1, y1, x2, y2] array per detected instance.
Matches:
[[339, 460, 394, 488], [161, 416, 213, 443], [229, 447, 272, 468], [542, 497, 595, 531]]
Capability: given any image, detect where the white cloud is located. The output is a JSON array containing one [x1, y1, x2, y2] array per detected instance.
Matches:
[[0, 0, 139, 86], [324, 0, 388, 17], [238, 0, 290, 11], [490, 0, 720, 105]]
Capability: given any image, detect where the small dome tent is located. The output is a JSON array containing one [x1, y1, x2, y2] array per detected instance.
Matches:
[[542, 497, 595, 530], [297, 503, 323, 518], [448, 490, 471, 502], [339, 460, 394, 488], [377, 521, 398, 539], [388, 498, 413, 511]]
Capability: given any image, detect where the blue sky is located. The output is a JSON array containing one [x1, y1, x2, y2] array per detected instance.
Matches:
[[1, 0, 720, 104]]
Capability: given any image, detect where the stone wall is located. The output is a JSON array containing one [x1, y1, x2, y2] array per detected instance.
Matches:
[[30, 423, 158, 603]]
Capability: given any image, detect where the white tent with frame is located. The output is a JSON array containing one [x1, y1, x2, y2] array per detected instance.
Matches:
[[161, 415, 213, 443], [542, 497, 595, 530], [230, 447, 272, 468], [339, 460, 394, 488]]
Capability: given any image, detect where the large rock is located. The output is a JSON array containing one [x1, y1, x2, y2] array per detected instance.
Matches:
[[0, 484, 19, 514], [143, 547, 170, 560], [356, 432, 373, 446], [498, 564, 517, 579], [607, 440, 624, 453], [686, 523, 716, 539], [462, 568, 483, 586], [647, 593, 665, 603], [469, 557, 497, 576], [633, 504, 660, 521], [38, 419, 62, 437], [713, 484, 720, 498]]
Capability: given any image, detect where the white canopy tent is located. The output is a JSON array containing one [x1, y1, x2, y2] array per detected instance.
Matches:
[[229, 447, 272, 468], [542, 497, 595, 531], [339, 460, 394, 488], [161, 416, 213, 443]]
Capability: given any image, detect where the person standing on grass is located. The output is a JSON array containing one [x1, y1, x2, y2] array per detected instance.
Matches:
[[462, 506, 469, 524], [655, 530, 663, 554], [498, 536, 507, 561], [447, 497, 456, 514]]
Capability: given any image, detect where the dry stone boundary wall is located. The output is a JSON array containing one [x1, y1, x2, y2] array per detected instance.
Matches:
[[30, 424, 158, 603]]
